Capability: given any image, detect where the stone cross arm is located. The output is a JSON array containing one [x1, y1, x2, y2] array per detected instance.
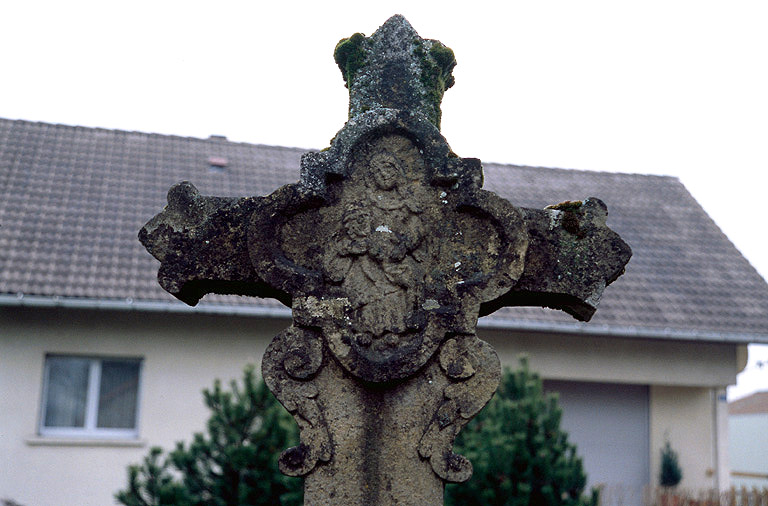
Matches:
[[482, 199, 630, 321], [138, 181, 286, 306], [139, 180, 629, 322]]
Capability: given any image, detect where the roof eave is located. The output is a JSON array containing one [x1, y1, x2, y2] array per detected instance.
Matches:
[[0, 294, 292, 319], [477, 315, 768, 345], [3, 294, 767, 345]]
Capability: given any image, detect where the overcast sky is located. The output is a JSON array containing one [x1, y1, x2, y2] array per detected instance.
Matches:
[[2, 1, 766, 398]]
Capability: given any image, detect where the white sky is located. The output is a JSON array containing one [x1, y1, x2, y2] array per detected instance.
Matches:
[[2, 1, 766, 399]]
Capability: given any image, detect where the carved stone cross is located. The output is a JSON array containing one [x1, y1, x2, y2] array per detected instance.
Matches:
[[140, 15, 631, 506]]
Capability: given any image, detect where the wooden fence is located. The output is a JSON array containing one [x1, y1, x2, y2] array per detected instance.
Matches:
[[643, 487, 768, 506]]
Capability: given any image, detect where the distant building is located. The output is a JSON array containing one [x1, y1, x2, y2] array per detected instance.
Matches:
[[2, 117, 768, 506], [729, 391, 768, 488]]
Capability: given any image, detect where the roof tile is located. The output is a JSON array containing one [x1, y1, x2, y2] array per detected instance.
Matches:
[[729, 392, 768, 415]]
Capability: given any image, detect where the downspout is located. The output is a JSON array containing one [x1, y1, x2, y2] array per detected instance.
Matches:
[[712, 387, 720, 490], [711, 387, 731, 491]]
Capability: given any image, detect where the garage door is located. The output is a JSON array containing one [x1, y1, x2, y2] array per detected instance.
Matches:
[[544, 380, 650, 506]]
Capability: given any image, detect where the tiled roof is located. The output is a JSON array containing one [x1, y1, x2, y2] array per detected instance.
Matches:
[[729, 391, 768, 415], [2, 117, 767, 343]]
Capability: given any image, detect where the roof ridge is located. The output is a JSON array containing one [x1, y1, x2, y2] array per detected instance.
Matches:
[[0, 116, 311, 154], [1, 117, 675, 178], [483, 161, 680, 180]]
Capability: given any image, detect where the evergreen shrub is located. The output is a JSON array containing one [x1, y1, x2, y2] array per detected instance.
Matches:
[[659, 440, 683, 488], [445, 356, 598, 506], [115, 366, 302, 506]]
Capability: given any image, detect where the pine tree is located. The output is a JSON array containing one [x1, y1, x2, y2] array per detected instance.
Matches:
[[445, 356, 598, 506], [659, 440, 683, 488], [115, 366, 302, 506]]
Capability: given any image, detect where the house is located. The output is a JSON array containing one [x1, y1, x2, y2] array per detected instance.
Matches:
[[2, 117, 768, 506], [729, 392, 768, 489]]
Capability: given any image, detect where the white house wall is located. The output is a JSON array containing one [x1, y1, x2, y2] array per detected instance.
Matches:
[[1, 307, 291, 506], [649, 386, 730, 491], [729, 414, 768, 488]]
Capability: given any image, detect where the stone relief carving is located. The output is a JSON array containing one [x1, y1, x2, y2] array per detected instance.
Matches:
[[261, 326, 331, 477], [262, 135, 513, 490], [250, 134, 514, 489], [323, 142, 429, 362], [419, 334, 501, 483]]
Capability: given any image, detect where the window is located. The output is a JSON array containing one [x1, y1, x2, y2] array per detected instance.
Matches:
[[40, 356, 142, 438]]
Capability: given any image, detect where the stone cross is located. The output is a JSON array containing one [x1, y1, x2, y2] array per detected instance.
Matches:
[[139, 15, 631, 506]]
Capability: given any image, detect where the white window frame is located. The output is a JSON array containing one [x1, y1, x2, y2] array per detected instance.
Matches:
[[39, 355, 143, 439]]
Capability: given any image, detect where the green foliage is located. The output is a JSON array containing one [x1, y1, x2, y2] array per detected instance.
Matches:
[[428, 41, 457, 90], [116, 366, 302, 506], [115, 447, 192, 506], [659, 440, 683, 487], [446, 356, 598, 506], [333, 32, 367, 88]]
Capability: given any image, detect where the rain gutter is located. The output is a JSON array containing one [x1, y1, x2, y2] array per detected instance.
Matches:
[[2, 294, 767, 344]]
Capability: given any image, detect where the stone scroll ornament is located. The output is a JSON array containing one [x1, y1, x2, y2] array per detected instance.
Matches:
[[139, 15, 631, 506]]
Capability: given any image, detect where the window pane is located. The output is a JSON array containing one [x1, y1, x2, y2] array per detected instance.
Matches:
[[44, 357, 89, 427], [97, 360, 139, 429]]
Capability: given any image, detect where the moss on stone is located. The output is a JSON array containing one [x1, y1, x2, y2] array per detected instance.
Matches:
[[414, 40, 456, 128], [429, 42, 456, 89], [334, 32, 367, 89], [546, 200, 584, 212]]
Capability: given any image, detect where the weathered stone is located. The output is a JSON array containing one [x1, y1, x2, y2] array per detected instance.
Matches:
[[334, 15, 456, 129], [139, 14, 631, 506]]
